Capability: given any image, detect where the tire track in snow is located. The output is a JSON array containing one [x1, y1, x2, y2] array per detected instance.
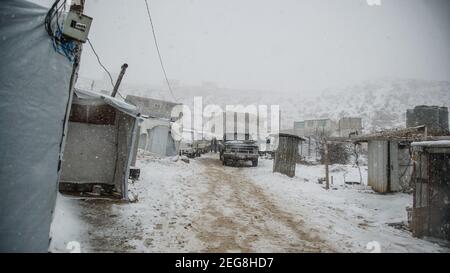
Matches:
[[193, 156, 334, 252]]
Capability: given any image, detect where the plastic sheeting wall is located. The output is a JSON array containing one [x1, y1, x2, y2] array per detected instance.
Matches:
[[60, 122, 117, 184], [59, 93, 139, 199], [0, 1, 72, 252], [147, 125, 177, 157], [134, 118, 178, 158]]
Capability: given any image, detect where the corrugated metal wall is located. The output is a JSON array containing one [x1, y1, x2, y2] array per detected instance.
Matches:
[[368, 140, 389, 193], [273, 135, 299, 178], [389, 141, 400, 192], [368, 140, 405, 193]]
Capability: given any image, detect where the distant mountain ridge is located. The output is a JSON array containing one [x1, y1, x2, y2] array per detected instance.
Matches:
[[289, 78, 450, 132], [77, 77, 450, 133]]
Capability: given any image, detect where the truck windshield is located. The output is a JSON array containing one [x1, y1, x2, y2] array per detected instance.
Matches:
[[225, 133, 252, 141]]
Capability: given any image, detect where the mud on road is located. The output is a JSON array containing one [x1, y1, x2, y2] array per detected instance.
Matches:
[[192, 157, 334, 252], [51, 154, 334, 252]]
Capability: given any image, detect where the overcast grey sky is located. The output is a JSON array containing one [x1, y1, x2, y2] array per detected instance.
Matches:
[[72, 0, 450, 93]]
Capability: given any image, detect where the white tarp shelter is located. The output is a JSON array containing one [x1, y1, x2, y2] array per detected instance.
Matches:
[[125, 95, 180, 159], [138, 118, 178, 157], [0, 0, 73, 252], [59, 89, 140, 199]]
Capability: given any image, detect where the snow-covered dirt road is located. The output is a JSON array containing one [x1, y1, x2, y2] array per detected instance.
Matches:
[[193, 157, 333, 252], [49, 153, 449, 253]]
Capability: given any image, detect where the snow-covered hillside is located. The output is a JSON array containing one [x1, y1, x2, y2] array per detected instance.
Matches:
[[77, 77, 450, 132], [294, 78, 450, 132]]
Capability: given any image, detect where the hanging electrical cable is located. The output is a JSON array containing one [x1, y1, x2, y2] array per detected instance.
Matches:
[[143, 0, 177, 102], [46, 1, 124, 99], [87, 39, 115, 88], [45, 0, 77, 62], [86, 39, 125, 100]]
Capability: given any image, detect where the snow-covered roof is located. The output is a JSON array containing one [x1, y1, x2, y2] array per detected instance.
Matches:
[[353, 125, 426, 142], [74, 89, 140, 118], [270, 129, 306, 141], [125, 95, 180, 119]]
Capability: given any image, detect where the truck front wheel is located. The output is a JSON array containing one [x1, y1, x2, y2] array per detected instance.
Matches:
[[252, 159, 258, 167]]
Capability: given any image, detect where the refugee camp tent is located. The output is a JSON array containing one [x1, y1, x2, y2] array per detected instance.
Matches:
[[59, 89, 140, 199], [125, 95, 180, 159], [139, 118, 178, 156], [0, 1, 73, 252]]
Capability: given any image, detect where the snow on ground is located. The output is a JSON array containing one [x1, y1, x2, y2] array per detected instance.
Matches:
[[244, 158, 449, 252], [50, 155, 208, 252], [124, 155, 208, 252], [49, 153, 449, 253], [49, 194, 87, 252]]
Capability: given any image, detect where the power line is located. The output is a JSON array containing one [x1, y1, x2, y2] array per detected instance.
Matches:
[[144, 0, 177, 102], [87, 39, 114, 88], [87, 39, 125, 99]]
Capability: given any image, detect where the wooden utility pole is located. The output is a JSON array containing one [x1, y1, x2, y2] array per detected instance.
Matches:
[[67, 0, 86, 98], [69, 0, 85, 82], [324, 141, 330, 190], [111, 63, 128, 97], [308, 136, 311, 156], [59, 0, 85, 171]]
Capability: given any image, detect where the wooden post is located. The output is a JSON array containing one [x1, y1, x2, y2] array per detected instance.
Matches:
[[324, 141, 330, 190], [300, 140, 303, 156], [308, 136, 311, 156], [59, 0, 85, 168]]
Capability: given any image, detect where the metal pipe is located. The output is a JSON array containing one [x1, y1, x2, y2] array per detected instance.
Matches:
[[111, 63, 128, 97]]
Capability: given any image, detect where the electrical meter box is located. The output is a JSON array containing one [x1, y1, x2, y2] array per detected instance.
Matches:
[[62, 11, 93, 43]]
